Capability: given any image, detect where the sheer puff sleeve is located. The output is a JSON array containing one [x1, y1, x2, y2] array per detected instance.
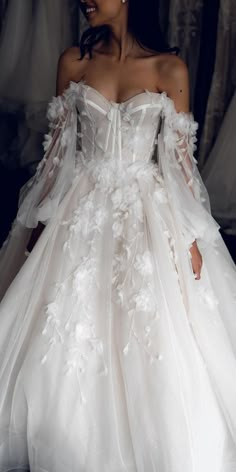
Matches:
[[157, 93, 221, 250], [16, 82, 79, 228]]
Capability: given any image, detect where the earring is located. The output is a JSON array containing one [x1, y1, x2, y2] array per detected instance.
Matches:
[[121, 0, 127, 3]]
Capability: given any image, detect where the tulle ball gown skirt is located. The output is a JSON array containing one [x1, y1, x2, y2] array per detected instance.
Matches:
[[0, 80, 236, 471]]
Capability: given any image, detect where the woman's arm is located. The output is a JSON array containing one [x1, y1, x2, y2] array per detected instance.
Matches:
[[56, 46, 83, 95], [157, 55, 203, 279], [26, 48, 84, 253]]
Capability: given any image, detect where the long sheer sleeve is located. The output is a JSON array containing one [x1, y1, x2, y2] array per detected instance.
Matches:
[[157, 94, 221, 249], [16, 83, 79, 228]]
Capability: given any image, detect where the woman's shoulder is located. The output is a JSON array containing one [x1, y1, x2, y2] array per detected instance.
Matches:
[[156, 54, 189, 86], [155, 54, 190, 113], [56, 47, 88, 96], [59, 46, 91, 64]]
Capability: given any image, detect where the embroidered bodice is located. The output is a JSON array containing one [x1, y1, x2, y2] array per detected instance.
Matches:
[[17, 79, 221, 249], [76, 81, 163, 166]]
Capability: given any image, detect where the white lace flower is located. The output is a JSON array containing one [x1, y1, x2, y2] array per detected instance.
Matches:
[[111, 181, 141, 222], [35, 158, 47, 175], [72, 258, 96, 294], [161, 93, 173, 117], [198, 286, 219, 310], [63, 81, 80, 107], [133, 288, 156, 312], [153, 187, 168, 203], [61, 128, 71, 148], [74, 321, 94, 341], [42, 303, 62, 338], [68, 218, 84, 236], [45, 302, 59, 317], [68, 81, 80, 94], [123, 183, 138, 204], [134, 251, 154, 276], [53, 156, 60, 166], [90, 163, 114, 190], [112, 219, 124, 239], [136, 162, 156, 182], [93, 208, 108, 230], [83, 200, 95, 213], [47, 95, 65, 121], [172, 114, 191, 134], [111, 188, 123, 209], [42, 133, 53, 151]]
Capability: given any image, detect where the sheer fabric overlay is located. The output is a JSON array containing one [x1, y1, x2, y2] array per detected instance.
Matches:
[[0, 81, 236, 471]]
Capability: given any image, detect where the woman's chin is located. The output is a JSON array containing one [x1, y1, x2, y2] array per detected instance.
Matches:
[[88, 18, 103, 27]]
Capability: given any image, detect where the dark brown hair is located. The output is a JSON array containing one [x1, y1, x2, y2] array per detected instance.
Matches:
[[78, 0, 179, 59]]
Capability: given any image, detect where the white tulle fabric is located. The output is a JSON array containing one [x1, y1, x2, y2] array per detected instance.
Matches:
[[0, 80, 236, 472]]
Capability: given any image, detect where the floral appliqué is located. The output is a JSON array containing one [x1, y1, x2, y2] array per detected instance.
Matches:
[[110, 181, 163, 364], [40, 186, 109, 402]]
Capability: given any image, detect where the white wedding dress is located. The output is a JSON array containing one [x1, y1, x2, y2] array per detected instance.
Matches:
[[0, 80, 236, 472]]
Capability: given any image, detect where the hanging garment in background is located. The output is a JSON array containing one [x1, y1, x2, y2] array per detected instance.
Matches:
[[198, 0, 236, 168], [0, 0, 74, 171], [202, 90, 236, 234]]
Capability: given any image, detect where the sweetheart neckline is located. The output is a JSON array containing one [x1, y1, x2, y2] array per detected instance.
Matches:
[[70, 79, 165, 107], [67, 80, 194, 123]]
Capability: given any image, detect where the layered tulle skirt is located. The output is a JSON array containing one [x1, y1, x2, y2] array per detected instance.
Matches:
[[0, 157, 236, 471]]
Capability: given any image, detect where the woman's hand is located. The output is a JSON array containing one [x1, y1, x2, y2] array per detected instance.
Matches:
[[189, 240, 203, 280]]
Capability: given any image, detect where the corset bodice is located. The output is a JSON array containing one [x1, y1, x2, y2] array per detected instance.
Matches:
[[75, 81, 164, 165]]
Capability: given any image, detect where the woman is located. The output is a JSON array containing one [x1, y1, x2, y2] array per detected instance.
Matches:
[[0, 1, 236, 470]]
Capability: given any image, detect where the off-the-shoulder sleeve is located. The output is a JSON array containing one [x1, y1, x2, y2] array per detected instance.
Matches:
[[157, 94, 221, 249], [16, 82, 79, 228]]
